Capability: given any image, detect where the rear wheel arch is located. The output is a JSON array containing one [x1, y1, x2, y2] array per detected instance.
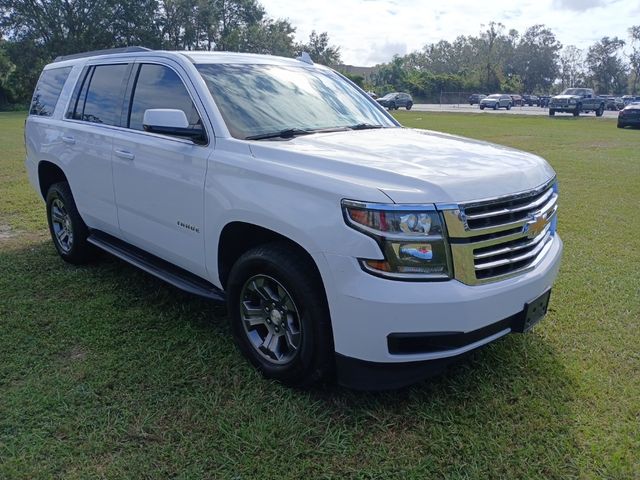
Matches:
[[38, 161, 67, 199]]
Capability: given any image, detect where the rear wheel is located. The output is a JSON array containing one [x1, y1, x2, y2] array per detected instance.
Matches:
[[226, 242, 334, 387], [406, 102, 412, 110], [549, 109, 555, 116], [480, 105, 485, 110], [46, 182, 95, 264]]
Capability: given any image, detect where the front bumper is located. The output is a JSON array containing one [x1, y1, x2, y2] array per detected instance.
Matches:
[[550, 104, 578, 112], [320, 234, 563, 389]]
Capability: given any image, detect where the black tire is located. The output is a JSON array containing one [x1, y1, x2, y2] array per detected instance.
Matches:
[[617, 122, 624, 129], [549, 109, 555, 116], [388, 102, 396, 110], [46, 181, 95, 264], [493, 104, 498, 110], [406, 102, 412, 110], [596, 105, 604, 117], [573, 105, 580, 117], [226, 242, 334, 387], [480, 105, 485, 110], [507, 103, 512, 110]]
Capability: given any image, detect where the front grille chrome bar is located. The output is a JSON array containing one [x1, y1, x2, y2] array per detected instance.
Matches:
[[438, 178, 558, 285]]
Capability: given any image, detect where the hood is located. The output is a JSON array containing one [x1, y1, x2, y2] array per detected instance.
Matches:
[[552, 94, 580, 100], [480, 98, 498, 103], [248, 128, 555, 204]]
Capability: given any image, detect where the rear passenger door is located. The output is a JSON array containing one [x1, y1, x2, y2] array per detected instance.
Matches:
[[110, 60, 212, 277], [62, 62, 132, 235]]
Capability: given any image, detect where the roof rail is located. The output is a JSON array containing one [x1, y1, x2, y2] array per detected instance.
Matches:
[[54, 46, 152, 63]]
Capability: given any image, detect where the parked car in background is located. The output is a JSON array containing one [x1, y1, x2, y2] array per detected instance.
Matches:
[[469, 93, 487, 105], [376, 92, 413, 110], [617, 102, 640, 129], [602, 96, 623, 111], [480, 94, 513, 110], [621, 95, 640, 106], [25, 48, 563, 390], [549, 88, 605, 117], [538, 95, 551, 108], [523, 95, 539, 106], [509, 94, 523, 106]]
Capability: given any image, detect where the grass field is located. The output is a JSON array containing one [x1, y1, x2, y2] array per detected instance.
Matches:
[[1, 111, 639, 479]]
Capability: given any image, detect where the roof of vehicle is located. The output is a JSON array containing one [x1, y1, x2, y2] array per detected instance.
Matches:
[[49, 47, 317, 69]]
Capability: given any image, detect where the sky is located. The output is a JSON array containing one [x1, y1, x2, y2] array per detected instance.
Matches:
[[261, 0, 640, 66]]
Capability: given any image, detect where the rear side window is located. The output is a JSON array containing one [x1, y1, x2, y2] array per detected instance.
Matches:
[[69, 64, 129, 126], [29, 67, 72, 117], [128, 64, 201, 131]]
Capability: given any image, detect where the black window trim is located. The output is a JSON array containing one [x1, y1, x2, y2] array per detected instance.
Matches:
[[122, 59, 211, 146]]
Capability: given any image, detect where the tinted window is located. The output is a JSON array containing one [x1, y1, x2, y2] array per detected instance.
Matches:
[[30, 67, 72, 117], [79, 64, 128, 125], [129, 64, 201, 131]]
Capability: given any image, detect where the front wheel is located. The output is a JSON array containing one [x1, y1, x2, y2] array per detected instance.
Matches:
[[596, 105, 604, 117], [388, 102, 396, 111], [480, 105, 485, 110], [406, 102, 412, 110], [507, 103, 512, 110], [573, 105, 581, 117], [46, 182, 95, 264], [549, 109, 555, 116], [226, 243, 334, 387], [493, 104, 498, 110]]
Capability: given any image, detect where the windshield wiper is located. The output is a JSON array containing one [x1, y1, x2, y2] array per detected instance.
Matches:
[[348, 123, 384, 130], [245, 128, 316, 140]]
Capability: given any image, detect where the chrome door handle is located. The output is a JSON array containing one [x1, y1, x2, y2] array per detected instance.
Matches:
[[114, 149, 135, 160], [61, 135, 75, 145]]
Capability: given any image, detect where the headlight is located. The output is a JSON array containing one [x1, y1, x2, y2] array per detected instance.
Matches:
[[341, 200, 451, 280]]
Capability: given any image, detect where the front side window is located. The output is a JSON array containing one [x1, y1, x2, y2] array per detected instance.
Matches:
[[30, 67, 72, 117], [71, 64, 129, 125], [128, 64, 201, 131], [196, 64, 395, 139]]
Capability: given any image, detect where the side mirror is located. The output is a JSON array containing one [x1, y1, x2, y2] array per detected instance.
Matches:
[[143, 109, 206, 144]]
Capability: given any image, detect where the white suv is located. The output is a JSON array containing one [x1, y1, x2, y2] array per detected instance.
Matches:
[[25, 47, 563, 390]]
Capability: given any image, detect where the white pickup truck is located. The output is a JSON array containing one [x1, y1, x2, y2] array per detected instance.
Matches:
[[25, 47, 563, 390]]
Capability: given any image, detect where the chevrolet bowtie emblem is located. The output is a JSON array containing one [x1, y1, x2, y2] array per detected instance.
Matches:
[[524, 213, 547, 239]]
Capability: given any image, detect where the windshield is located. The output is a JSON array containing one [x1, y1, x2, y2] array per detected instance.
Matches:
[[562, 88, 585, 95], [487, 94, 501, 99], [196, 64, 395, 139]]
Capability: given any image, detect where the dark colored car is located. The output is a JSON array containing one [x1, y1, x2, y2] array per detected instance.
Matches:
[[479, 94, 512, 110], [469, 93, 487, 105], [523, 95, 539, 106], [618, 102, 640, 128], [538, 95, 551, 108], [549, 88, 605, 117], [509, 94, 523, 106], [377, 92, 413, 110], [602, 96, 622, 111]]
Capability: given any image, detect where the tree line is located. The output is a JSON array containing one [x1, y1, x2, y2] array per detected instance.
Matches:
[[0, 0, 341, 107], [369, 22, 640, 102], [1, 1, 639, 107]]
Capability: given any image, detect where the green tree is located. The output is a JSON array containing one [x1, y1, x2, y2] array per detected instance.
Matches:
[[629, 26, 640, 95], [512, 25, 561, 93], [559, 45, 585, 89], [300, 31, 341, 66], [585, 36, 627, 94]]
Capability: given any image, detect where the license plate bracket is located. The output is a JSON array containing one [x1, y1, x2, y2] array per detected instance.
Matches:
[[514, 289, 551, 333]]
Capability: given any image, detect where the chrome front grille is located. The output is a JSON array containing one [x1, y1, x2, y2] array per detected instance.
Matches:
[[440, 179, 558, 285]]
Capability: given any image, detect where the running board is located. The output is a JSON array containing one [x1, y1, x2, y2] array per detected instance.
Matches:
[[88, 231, 226, 302]]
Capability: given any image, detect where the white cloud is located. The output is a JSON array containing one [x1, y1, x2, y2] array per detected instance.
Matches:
[[261, 0, 640, 65]]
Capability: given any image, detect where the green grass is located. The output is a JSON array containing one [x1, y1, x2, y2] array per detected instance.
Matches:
[[1, 111, 639, 479]]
